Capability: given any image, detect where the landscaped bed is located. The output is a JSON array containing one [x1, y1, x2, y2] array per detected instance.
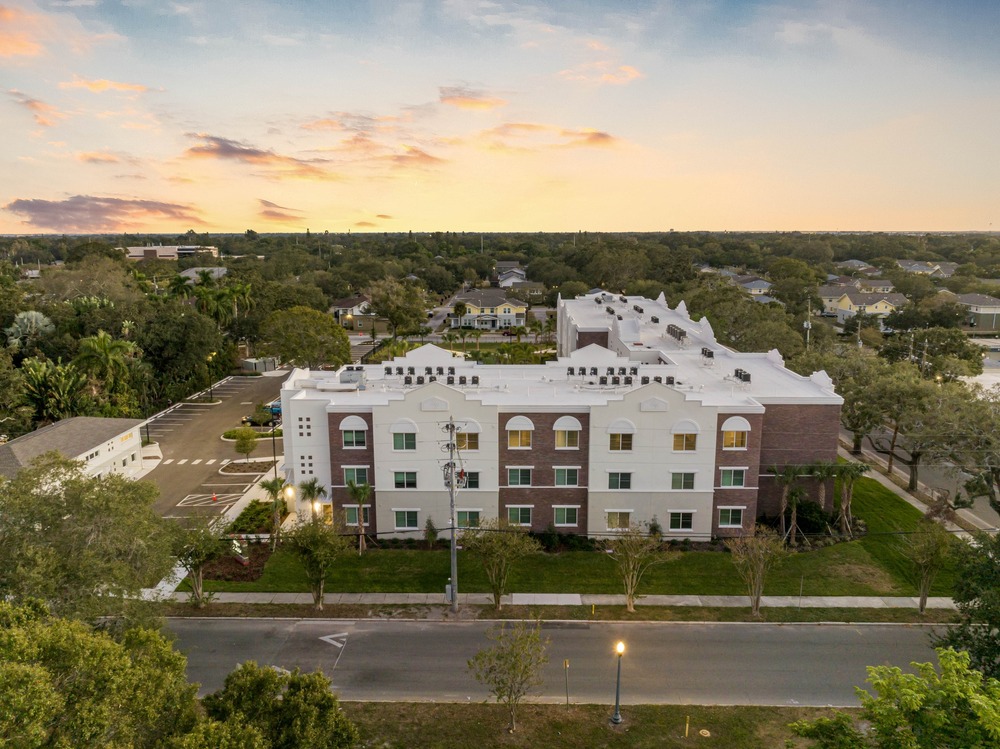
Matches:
[[194, 475, 956, 599]]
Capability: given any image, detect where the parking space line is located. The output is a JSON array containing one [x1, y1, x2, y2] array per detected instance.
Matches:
[[177, 459, 188, 465], [206, 459, 216, 465], [163, 459, 174, 465], [191, 459, 202, 465]]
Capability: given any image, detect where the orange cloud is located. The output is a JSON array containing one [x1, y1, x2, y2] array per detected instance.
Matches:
[[258, 198, 304, 223], [0, 6, 43, 57], [185, 133, 336, 180], [59, 75, 148, 93], [3, 194, 203, 232], [475, 122, 618, 151], [355, 221, 377, 227], [439, 85, 507, 111], [558, 61, 644, 85], [7, 89, 67, 127], [376, 214, 392, 219], [76, 151, 119, 163], [388, 146, 445, 168]]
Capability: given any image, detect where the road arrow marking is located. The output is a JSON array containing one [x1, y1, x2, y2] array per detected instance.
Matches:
[[320, 632, 349, 648]]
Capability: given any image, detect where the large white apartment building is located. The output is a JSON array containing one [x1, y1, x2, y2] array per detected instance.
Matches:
[[278, 292, 842, 540]]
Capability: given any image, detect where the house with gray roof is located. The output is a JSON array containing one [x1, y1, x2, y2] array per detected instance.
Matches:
[[0, 417, 145, 479], [954, 293, 1000, 331]]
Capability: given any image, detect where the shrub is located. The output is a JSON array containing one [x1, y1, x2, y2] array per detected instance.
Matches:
[[227, 501, 272, 534]]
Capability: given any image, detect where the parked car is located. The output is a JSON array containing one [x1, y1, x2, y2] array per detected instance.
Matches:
[[501, 329, 515, 336]]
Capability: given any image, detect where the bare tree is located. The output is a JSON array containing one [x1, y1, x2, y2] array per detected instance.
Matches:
[[901, 519, 953, 614], [462, 517, 541, 611], [468, 620, 549, 733], [725, 525, 788, 618], [603, 523, 677, 612]]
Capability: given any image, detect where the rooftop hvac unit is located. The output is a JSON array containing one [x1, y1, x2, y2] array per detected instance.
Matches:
[[653, 376, 662, 383], [396, 367, 404, 375], [599, 376, 608, 385], [612, 376, 621, 385], [624, 376, 633, 385], [471, 376, 480, 385], [436, 367, 444, 375], [578, 367, 587, 375], [641, 376, 649, 385], [620, 295, 628, 303], [665, 376, 675, 385], [459, 376, 467, 385], [404, 375, 413, 384], [607, 367, 615, 375], [448, 366, 455, 375], [595, 297, 603, 304], [447, 376, 455, 384], [429, 375, 437, 382], [590, 367, 598, 376], [741, 372, 752, 383], [384, 366, 393, 375], [606, 306, 615, 314], [617, 315, 622, 320], [416, 376, 425, 384], [618, 367, 627, 375], [425, 366, 433, 375], [630, 366, 638, 375], [407, 367, 415, 375], [651, 316, 660, 323]]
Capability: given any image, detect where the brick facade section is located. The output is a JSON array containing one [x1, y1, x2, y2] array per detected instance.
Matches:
[[756, 404, 840, 518], [327, 412, 378, 536], [712, 412, 764, 537], [499, 411, 590, 533], [576, 331, 609, 349]]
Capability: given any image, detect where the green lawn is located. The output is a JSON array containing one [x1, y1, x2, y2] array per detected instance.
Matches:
[[202, 475, 955, 598]]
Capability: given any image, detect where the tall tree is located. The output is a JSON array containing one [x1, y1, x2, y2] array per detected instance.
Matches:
[[0, 455, 176, 626], [462, 517, 541, 611], [346, 480, 371, 554], [367, 278, 428, 338], [233, 427, 259, 464], [173, 517, 231, 610], [468, 620, 549, 734], [836, 461, 870, 536], [900, 520, 953, 615], [261, 306, 350, 369], [604, 523, 677, 612], [260, 476, 289, 551]]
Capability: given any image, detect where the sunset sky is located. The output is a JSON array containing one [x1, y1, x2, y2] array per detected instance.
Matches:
[[2, 0, 998, 234]]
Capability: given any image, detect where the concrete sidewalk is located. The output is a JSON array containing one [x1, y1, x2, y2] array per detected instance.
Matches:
[[166, 590, 956, 609]]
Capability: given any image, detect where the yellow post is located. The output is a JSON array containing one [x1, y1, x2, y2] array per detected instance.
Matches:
[[685, 716, 690, 737]]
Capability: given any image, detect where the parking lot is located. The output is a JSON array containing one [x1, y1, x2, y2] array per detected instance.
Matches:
[[143, 373, 285, 519]]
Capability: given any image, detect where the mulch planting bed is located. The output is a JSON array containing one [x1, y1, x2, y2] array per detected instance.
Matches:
[[221, 460, 275, 474], [203, 543, 272, 582]]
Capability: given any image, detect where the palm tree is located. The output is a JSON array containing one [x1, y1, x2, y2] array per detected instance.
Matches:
[[527, 317, 543, 345], [5, 310, 54, 352], [837, 462, 870, 536], [299, 477, 327, 521], [452, 301, 468, 328], [196, 268, 217, 287], [440, 331, 459, 352], [260, 476, 288, 550], [193, 286, 234, 328], [228, 281, 254, 321], [809, 461, 839, 513], [470, 329, 484, 351], [768, 464, 803, 540], [167, 274, 192, 298], [75, 330, 137, 393], [510, 325, 528, 343], [21, 357, 88, 423], [786, 486, 807, 546], [346, 480, 372, 554]]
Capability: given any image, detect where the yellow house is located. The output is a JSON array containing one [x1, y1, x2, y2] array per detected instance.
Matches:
[[451, 289, 528, 330]]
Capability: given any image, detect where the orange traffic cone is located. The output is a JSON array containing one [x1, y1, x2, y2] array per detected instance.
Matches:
[[212, 492, 218, 503]]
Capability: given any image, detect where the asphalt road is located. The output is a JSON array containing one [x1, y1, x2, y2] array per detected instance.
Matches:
[[144, 374, 284, 518], [168, 619, 939, 706]]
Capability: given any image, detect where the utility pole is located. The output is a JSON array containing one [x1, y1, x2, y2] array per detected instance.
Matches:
[[441, 417, 464, 613]]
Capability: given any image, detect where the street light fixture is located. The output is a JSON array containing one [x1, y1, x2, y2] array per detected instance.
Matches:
[[611, 640, 625, 725], [206, 351, 217, 401], [312, 500, 321, 521], [284, 485, 295, 516]]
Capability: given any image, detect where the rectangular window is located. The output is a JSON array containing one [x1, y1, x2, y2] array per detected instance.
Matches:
[[508, 430, 532, 448], [507, 506, 532, 525], [671, 472, 695, 490], [720, 469, 746, 487], [607, 511, 631, 530], [669, 511, 694, 531], [343, 430, 366, 448], [555, 430, 579, 449], [719, 508, 743, 528], [608, 472, 632, 490], [723, 430, 748, 449], [393, 471, 417, 489], [507, 468, 532, 486], [344, 467, 369, 486], [554, 468, 579, 486], [673, 433, 697, 451], [609, 433, 633, 451], [457, 510, 480, 528], [456, 432, 479, 451], [393, 432, 417, 450], [463, 471, 480, 489], [554, 507, 578, 526], [394, 510, 418, 530], [345, 506, 370, 526]]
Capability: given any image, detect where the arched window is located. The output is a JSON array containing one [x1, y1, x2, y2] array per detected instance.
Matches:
[[721, 416, 751, 450], [553, 415, 582, 449], [607, 418, 635, 451], [671, 419, 699, 452], [340, 415, 368, 449], [391, 418, 418, 451], [506, 415, 534, 449]]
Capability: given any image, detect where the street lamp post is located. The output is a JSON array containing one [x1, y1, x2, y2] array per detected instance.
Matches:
[[270, 424, 278, 478], [206, 351, 216, 401], [611, 641, 625, 725]]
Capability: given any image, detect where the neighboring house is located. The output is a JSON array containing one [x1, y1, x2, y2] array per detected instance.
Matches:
[[497, 268, 528, 288], [0, 417, 145, 479], [180, 267, 228, 282], [731, 275, 773, 296], [330, 294, 375, 331], [817, 285, 850, 315], [120, 245, 219, 260], [450, 289, 527, 329], [829, 291, 907, 327], [954, 293, 1000, 331], [858, 278, 895, 293], [279, 293, 841, 541], [897, 260, 959, 278], [837, 259, 879, 275], [510, 280, 546, 300]]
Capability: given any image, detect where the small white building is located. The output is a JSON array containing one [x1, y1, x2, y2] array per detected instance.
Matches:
[[0, 417, 145, 479]]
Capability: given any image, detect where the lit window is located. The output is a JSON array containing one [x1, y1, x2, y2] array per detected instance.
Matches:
[[343, 430, 366, 448], [555, 430, 579, 449], [456, 432, 479, 450], [720, 469, 746, 487], [673, 434, 697, 451], [554, 507, 578, 526], [671, 473, 695, 490], [393, 471, 417, 489], [393, 432, 417, 450], [507, 468, 532, 486], [669, 511, 693, 530], [719, 508, 743, 528], [607, 511, 631, 530], [507, 507, 532, 525], [723, 431, 748, 449], [608, 472, 631, 490], [508, 430, 532, 448], [554, 468, 579, 486], [609, 433, 633, 451]]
